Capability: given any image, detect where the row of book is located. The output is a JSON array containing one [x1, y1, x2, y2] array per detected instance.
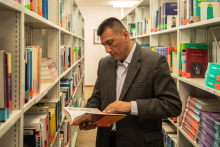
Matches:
[[140, 44, 150, 50], [23, 92, 82, 147], [151, 2, 177, 32], [60, 119, 73, 147], [151, 46, 178, 74], [162, 122, 177, 147], [180, 0, 220, 26], [60, 45, 82, 74], [0, 51, 12, 123], [24, 0, 48, 19], [204, 63, 220, 91], [180, 95, 220, 147], [137, 17, 151, 36], [179, 43, 208, 78], [24, 46, 42, 104], [41, 58, 59, 83]]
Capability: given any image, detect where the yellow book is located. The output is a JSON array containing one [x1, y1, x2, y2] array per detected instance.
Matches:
[[8, 53, 12, 114], [49, 108, 56, 143]]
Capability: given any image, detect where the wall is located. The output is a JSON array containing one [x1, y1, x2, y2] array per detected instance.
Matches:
[[80, 7, 121, 85]]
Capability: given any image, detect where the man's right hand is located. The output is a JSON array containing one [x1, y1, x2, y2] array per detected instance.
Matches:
[[79, 121, 98, 130]]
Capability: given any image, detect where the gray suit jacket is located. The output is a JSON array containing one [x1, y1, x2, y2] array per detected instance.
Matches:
[[85, 43, 182, 147]]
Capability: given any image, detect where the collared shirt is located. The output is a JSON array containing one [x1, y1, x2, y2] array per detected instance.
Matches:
[[112, 42, 138, 131]]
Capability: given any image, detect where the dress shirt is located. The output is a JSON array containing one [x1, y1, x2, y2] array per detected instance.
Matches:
[[112, 42, 138, 131]]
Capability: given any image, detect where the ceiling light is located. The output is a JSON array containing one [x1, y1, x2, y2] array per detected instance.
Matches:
[[113, 1, 138, 7]]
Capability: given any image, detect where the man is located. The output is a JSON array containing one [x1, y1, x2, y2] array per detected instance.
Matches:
[[80, 17, 182, 147]]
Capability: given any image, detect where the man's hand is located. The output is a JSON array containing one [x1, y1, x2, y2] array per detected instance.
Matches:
[[79, 122, 98, 130], [103, 101, 131, 114]]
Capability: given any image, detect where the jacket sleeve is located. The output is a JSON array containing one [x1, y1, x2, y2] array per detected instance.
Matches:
[[85, 59, 102, 110], [136, 55, 182, 121]]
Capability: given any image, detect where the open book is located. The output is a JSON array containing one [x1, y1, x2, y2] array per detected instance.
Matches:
[[62, 107, 126, 127]]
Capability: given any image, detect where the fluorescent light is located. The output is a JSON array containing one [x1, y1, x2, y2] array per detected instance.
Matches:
[[113, 1, 138, 7]]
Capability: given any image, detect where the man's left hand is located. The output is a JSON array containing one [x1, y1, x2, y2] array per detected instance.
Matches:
[[103, 101, 131, 114]]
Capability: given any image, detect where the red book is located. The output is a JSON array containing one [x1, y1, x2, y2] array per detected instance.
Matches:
[[185, 48, 208, 78]]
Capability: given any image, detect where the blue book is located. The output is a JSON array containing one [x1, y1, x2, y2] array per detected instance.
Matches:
[[0, 109, 7, 122], [42, 0, 45, 18], [46, 0, 48, 20], [155, 11, 158, 30], [60, 1, 62, 26]]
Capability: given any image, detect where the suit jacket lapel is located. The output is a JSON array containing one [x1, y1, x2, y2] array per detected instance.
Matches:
[[119, 43, 141, 101], [107, 58, 117, 104]]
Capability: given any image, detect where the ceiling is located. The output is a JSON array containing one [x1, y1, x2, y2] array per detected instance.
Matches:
[[77, 0, 142, 7]]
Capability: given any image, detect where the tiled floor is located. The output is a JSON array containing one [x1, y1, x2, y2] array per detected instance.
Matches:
[[75, 86, 97, 147]]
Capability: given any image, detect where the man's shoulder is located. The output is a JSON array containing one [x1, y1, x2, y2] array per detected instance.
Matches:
[[99, 55, 113, 66], [140, 48, 163, 62]]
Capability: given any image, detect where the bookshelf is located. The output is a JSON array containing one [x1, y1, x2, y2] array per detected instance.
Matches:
[[0, 0, 85, 146], [122, 0, 220, 147]]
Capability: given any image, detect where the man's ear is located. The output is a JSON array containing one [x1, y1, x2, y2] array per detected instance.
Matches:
[[122, 30, 129, 42]]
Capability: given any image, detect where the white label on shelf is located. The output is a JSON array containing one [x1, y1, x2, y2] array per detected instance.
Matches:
[[35, 91, 48, 104], [203, 86, 215, 94]]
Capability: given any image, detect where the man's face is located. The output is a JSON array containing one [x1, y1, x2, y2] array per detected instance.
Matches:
[[100, 28, 129, 61]]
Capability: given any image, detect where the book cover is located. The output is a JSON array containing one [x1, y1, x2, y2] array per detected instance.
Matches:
[[200, 118, 220, 140], [196, 136, 213, 147], [182, 50, 186, 77], [180, 122, 197, 140], [186, 101, 200, 115], [163, 2, 177, 30], [184, 107, 200, 122], [205, 70, 220, 82], [182, 117, 198, 134], [7, 53, 12, 113], [200, 2, 220, 21], [200, 112, 220, 132], [198, 130, 220, 147], [23, 127, 36, 147], [185, 48, 208, 78], [204, 77, 220, 91], [182, 111, 199, 128], [207, 63, 220, 73]]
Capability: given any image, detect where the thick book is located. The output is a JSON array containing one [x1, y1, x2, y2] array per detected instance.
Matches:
[[180, 122, 197, 140], [205, 69, 220, 82], [184, 107, 200, 122], [198, 130, 220, 147], [185, 48, 208, 78], [196, 137, 213, 147], [187, 96, 220, 112], [62, 107, 126, 127], [200, 112, 220, 132], [182, 111, 199, 128], [181, 117, 199, 135], [23, 127, 36, 147]]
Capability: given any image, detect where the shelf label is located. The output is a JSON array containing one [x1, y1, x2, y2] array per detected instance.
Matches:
[[203, 86, 215, 94], [35, 90, 48, 104]]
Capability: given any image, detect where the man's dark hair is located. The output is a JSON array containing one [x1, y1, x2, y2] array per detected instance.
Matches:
[[97, 17, 126, 36]]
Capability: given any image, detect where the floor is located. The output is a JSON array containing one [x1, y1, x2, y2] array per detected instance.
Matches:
[[75, 86, 97, 147]]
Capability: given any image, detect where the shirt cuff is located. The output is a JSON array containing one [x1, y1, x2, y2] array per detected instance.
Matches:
[[130, 101, 138, 116]]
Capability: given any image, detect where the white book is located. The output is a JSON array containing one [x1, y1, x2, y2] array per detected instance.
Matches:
[[172, 51, 177, 74], [62, 10, 66, 29]]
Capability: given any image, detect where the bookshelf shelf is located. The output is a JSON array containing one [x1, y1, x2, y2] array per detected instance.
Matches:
[[0, 110, 22, 138], [167, 118, 177, 127], [179, 128, 198, 147], [24, 9, 59, 29], [171, 73, 178, 79], [179, 17, 220, 30], [0, 0, 22, 12], [0, 0, 85, 145]]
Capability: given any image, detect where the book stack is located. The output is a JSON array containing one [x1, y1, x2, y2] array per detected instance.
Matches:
[[179, 43, 209, 78], [179, 0, 220, 25], [128, 23, 136, 37], [180, 95, 220, 146], [41, 58, 59, 83], [140, 44, 150, 50], [137, 17, 150, 36], [151, 2, 177, 33], [24, 106, 50, 147], [0, 51, 12, 123], [60, 119, 73, 147], [204, 63, 220, 91], [25, 46, 42, 104], [24, 0, 49, 19], [35, 98, 62, 144]]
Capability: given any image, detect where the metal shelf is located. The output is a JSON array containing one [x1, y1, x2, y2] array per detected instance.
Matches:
[[0, 0, 23, 12], [178, 77, 220, 97], [179, 128, 198, 147], [167, 118, 177, 127], [0, 110, 22, 138]]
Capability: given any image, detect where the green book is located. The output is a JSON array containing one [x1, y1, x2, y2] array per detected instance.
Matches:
[[178, 43, 208, 77]]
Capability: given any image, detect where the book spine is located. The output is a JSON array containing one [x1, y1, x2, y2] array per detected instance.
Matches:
[[8, 53, 12, 114], [4, 54, 9, 119]]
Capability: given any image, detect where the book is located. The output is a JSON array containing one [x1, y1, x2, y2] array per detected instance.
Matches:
[[187, 97, 220, 112], [185, 48, 208, 78], [172, 51, 177, 74], [182, 50, 186, 77], [207, 63, 220, 73], [186, 101, 201, 115], [62, 107, 126, 127], [198, 130, 220, 147], [181, 117, 198, 134], [200, 2, 220, 21], [163, 2, 177, 30], [196, 136, 213, 147], [23, 127, 36, 147], [184, 107, 200, 122], [200, 118, 220, 140], [205, 68, 220, 81], [182, 111, 199, 128], [180, 122, 197, 140], [200, 112, 220, 132]]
